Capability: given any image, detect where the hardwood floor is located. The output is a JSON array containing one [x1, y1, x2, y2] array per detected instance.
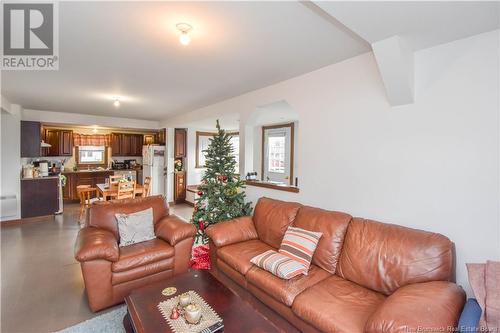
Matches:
[[0, 202, 194, 333]]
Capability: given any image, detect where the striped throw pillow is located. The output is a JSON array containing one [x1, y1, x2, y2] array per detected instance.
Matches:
[[279, 226, 322, 273], [250, 250, 306, 279]]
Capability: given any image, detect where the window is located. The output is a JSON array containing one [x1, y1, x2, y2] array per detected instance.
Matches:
[[77, 146, 106, 165], [196, 131, 239, 172], [267, 136, 285, 173], [262, 123, 294, 185]]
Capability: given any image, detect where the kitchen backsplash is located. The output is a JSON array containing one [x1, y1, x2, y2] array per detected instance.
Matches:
[[22, 149, 142, 171]]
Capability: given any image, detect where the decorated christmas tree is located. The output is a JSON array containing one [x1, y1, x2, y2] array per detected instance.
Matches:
[[191, 120, 252, 244]]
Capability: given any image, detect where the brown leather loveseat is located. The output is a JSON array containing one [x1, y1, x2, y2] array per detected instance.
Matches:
[[75, 195, 196, 311], [206, 197, 466, 333]]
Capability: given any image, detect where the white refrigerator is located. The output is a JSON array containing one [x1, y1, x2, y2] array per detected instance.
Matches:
[[142, 145, 166, 196]]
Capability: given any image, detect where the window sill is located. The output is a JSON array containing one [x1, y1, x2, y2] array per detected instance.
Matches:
[[245, 180, 299, 193]]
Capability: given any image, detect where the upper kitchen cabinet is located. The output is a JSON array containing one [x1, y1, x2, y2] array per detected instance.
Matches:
[[111, 133, 121, 155], [60, 130, 73, 155], [157, 128, 166, 145], [129, 134, 143, 156], [174, 128, 186, 158], [111, 133, 143, 156], [21, 121, 42, 157], [43, 129, 73, 156]]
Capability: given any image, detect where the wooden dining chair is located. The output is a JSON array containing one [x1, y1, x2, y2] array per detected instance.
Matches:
[[77, 186, 102, 223], [142, 176, 152, 197], [109, 175, 123, 184], [117, 181, 136, 200]]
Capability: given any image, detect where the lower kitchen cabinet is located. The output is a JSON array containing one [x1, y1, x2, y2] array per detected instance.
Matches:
[[21, 177, 59, 218], [174, 171, 186, 203], [62, 171, 114, 201]]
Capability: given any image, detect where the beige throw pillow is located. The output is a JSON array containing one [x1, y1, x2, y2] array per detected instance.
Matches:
[[115, 208, 156, 247]]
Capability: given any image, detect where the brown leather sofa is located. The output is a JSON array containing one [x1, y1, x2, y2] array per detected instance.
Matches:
[[75, 195, 196, 312], [206, 197, 466, 333]]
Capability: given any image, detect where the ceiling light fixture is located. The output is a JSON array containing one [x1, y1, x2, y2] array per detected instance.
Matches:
[[176, 23, 193, 46], [113, 97, 120, 107]]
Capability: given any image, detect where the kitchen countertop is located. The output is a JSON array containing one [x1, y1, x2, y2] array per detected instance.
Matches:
[[62, 169, 113, 174], [62, 169, 140, 174], [21, 175, 60, 181]]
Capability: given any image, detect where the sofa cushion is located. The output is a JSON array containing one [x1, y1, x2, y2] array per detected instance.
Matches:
[[292, 275, 386, 333], [253, 197, 302, 248], [89, 195, 169, 238], [112, 238, 174, 273], [337, 218, 454, 295], [365, 281, 466, 333], [217, 239, 274, 275], [250, 250, 306, 279], [115, 208, 156, 247], [112, 258, 174, 285], [293, 205, 351, 274], [279, 226, 322, 271], [246, 264, 330, 307]]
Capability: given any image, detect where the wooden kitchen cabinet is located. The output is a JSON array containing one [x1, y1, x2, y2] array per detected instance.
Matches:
[[21, 177, 59, 218], [111, 133, 143, 156], [62, 174, 74, 200], [62, 171, 114, 201], [174, 171, 186, 203], [129, 134, 143, 156], [157, 128, 166, 145], [60, 130, 73, 155], [21, 121, 42, 157], [174, 128, 186, 158], [43, 129, 73, 156], [111, 133, 122, 155]]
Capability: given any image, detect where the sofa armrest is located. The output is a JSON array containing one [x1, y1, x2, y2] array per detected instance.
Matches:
[[205, 216, 257, 248], [155, 215, 196, 246], [74, 227, 119, 262], [365, 281, 466, 333], [458, 299, 481, 333]]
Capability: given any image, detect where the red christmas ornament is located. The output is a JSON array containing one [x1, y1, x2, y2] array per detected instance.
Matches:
[[197, 191, 203, 196], [198, 219, 205, 232]]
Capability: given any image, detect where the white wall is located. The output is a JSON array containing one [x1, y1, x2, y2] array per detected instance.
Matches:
[[1, 103, 22, 221], [162, 30, 500, 295]]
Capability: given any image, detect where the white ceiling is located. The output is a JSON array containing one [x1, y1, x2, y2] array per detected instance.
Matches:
[[315, 1, 500, 50], [2, 1, 498, 122], [1, 1, 369, 121]]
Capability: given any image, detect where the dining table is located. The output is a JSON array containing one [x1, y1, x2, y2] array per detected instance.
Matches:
[[96, 183, 144, 201]]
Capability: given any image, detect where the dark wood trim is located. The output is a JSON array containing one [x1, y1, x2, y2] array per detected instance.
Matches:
[[261, 122, 295, 186], [246, 180, 299, 193], [195, 131, 239, 168], [184, 201, 194, 207], [75, 146, 109, 168], [1, 215, 55, 227]]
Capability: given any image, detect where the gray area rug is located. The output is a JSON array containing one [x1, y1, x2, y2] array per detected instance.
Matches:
[[55, 305, 127, 333]]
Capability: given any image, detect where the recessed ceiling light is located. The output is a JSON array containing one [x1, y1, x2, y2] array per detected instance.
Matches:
[[176, 23, 193, 46], [113, 97, 120, 107]]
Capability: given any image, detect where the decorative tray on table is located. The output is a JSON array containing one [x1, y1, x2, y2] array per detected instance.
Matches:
[[158, 290, 223, 333]]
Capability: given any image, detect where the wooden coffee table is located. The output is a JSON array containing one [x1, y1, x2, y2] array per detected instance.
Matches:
[[123, 270, 292, 333]]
